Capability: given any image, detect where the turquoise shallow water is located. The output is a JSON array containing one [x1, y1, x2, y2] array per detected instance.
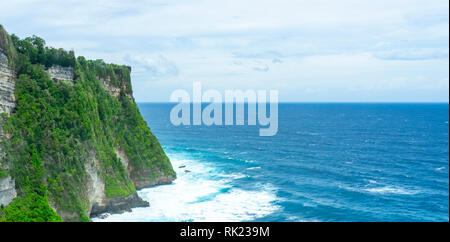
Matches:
[[95, 103, 449, 222]]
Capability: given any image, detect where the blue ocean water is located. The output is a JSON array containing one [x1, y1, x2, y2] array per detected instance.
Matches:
[[95, 103, 449, 222]]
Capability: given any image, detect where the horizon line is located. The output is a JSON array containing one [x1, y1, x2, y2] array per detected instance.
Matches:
[[136, 101, 450, 104]]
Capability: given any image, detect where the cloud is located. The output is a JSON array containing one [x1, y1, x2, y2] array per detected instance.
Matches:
[[272, 58, 282, 63], [232, 51, 283, 60], [373, 48, 449, 61], [230, 51, 283, 72], [0, 0, 448, 102], [252, 65, 269, 72], [124, 54, 179, 78]]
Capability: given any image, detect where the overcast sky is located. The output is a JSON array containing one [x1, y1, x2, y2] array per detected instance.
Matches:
[[0, 0, 448, 102]]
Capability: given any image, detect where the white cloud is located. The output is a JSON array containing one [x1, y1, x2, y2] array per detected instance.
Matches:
[[124, 54, 179, 78], [0, 0, 448, 102], [373, 48, 449, 60]]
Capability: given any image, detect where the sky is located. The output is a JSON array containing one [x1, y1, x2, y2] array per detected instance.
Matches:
[[0, 0, 448, 102]]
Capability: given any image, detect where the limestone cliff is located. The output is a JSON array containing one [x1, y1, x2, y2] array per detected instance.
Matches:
[[0, 28, 17, 208], [0, 51, 15, 115], [46, 65, 74, 82], [0, 25, 175, 221], [0, 175, 16, 207]]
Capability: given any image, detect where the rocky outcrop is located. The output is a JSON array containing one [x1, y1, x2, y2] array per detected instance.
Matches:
[[0, 51, 15, 114], [84, 157, 106, 216], [46, 65, 74, 82], [0, 41, 16, 207], [90, 192, 149, 217], [0, 175, 16, 207], [96, 75, 134, 100], [84, 150, 149, 219], [97, 76, 121, 98], [132, 169, 175, 190], [113, 145, 175, 190], [114, 146, 130, 172]]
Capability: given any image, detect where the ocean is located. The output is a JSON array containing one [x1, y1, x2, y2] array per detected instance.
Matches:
[[94, 103, 449, 222]]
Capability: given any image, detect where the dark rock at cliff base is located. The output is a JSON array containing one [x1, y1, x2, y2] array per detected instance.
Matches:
[[89, 193, 149, 218], [179, 165, 186, 168], [97, 213, 109, 219], [133, 173, 175, 190]]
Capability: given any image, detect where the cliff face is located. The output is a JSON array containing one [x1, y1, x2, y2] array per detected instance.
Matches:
[[0, 25, 175, 221], [0, 175, 16, 207], [46, 65, 74, 82], [0, 29, 17, 208], [0, 50, 15, 115]]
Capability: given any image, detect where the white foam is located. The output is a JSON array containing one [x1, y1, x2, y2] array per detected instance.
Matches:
[[247, 166, 262, 170], [339, 183, 419, 196], [363, 186, 419, 195], [218, 173, 248, 180], [93, 155, 280, 222]]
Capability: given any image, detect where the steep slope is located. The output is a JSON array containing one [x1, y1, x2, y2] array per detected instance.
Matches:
[[0, 25, 175, 221]]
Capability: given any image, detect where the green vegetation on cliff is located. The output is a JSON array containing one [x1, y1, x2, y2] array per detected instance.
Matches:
[[0, 26, 175, 221]]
